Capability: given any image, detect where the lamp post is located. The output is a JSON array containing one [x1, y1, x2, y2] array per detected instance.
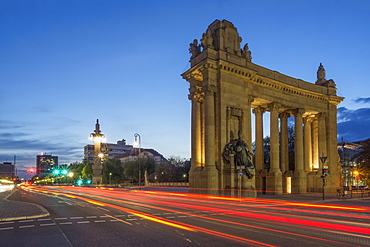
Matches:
[[109, 172, 112, 185], [89, 119, 105, 186], [134, 133, 141, 187]]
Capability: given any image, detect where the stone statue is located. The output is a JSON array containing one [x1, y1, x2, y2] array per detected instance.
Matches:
[[241, 43, 252, 62], [315, 63, 336, 87], [223, 131, 255, 179], [189, 39, 201, 59]]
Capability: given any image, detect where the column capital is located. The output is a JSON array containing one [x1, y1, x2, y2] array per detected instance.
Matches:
[[293, 108, 306, 116], [268, 102, 280, 111], [279, 111, 290, 119], [304, 115, 314, 123], [252, 106, 266, 114], [318, 112, 328, 119], [188, 86, 204, 103]]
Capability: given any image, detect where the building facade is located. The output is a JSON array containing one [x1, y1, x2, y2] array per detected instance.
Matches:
[[36, 153, 58, 178], [0, 162, 15, 179], [338, 141, 363, 187], [84, 139, 133, 163], [182, 20, 344, 196], [84, 139, 165, 164], [117, 148, 166, 163]]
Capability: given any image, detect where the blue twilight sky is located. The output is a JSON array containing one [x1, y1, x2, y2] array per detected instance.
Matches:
[[1, 0, 370, 177]]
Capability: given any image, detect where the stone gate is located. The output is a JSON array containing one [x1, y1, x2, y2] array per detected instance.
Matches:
[[181, 20, 344, 196]]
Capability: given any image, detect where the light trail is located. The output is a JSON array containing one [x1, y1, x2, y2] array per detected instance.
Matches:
[[21, 185, 370, 245], [21, 186, 274, 246]]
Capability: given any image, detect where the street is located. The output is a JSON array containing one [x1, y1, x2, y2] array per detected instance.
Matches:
[[1, 185, 370, 246]]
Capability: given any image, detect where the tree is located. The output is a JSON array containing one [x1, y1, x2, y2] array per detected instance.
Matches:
[[154, 161, 177, 182], [102, 158, 123, 184], [122, 157, 156, 184]]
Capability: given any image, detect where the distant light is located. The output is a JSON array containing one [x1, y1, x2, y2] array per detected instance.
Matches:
[[98, 153, 104, 158], [68, 172, 74, 178], [61, 169, 68, 175]]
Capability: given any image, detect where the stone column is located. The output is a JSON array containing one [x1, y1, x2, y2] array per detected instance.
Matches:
[[242, 96, 256, 198], [293, 108, 307, 193], [189, 86, 203, 170], [327, 105, 341, 193], [304, 116, 313, 172], [203, 84, 218, 192], [253, 107, 265, 171], [188, 85, 203, 192], [318, 112, 328, 168], [279, 111, 290, 174], [312, 116, 319, 170], [267, 102, 282, 195]]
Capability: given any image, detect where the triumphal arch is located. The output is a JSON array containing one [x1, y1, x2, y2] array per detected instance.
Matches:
[[181, 20, 344, 196]]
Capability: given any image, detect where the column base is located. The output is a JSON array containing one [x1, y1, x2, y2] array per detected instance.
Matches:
[[266, 170, 283, 195]]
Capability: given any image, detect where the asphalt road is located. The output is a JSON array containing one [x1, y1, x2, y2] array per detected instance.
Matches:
[[2, 186, 370, 246]]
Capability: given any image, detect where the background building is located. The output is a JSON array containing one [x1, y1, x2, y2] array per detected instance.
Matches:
[[84, 139, 133, 162], [84, 139, 166, 164], [0, 162, 15, 179], [36, 153, 58, 178], [338, 140, 363, 187], [117, 148, 166, 163]]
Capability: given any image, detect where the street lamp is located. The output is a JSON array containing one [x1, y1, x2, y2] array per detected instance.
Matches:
[[109, 172, 112, 185], [134, 133, 141, 187], [89, 119, 105, 185]]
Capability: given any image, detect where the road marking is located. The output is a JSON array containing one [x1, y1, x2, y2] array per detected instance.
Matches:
[[38, 218, 52, 221], [77, 221, 90, 224], [40, 223, 56, 227], [19, 220, 34, 223], [19, 225, 35, 228], [105, 214, 132, 225], [59, 222, 72, 225], [70, 217, 83, 219], [86, 216, 97, 219], [97, 207, 110, 212], [0, 227, 14, 230], [114, 215, 125, 217], [166, 216, 175, 219], [126, 219, 137, 221], [55, 217, 67, 220], [0, 221, 14, 224], [94, 220, 106, 223]]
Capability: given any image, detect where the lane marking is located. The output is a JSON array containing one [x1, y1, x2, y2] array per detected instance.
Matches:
[[86, 216, 97, 219], [0, 227, 14, 230], [105, 214, 132, 225], [55, 217, 67, 220], [19, 225, 35, 228], [70, 217, 83, 219], [19, 220, 34, 223], [0, 221, 14, 224], [77, 221, 90, 224], [59, 222, 72, 225], [40, 223, 56, 227], [94, 220, 106, 223], [38, 218, 52, 221]]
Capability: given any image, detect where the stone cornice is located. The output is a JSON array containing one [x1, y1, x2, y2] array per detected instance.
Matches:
[[216, 61, 344, 105]]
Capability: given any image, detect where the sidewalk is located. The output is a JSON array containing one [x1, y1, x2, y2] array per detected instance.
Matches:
[[0, 188, 49, 222]]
